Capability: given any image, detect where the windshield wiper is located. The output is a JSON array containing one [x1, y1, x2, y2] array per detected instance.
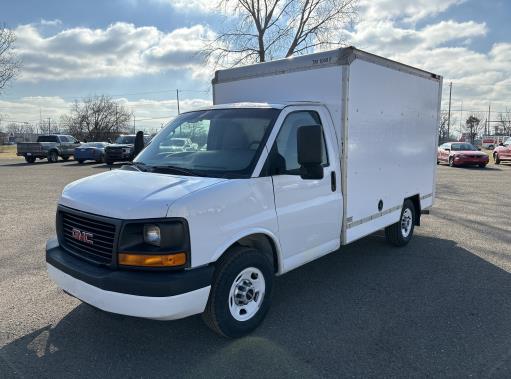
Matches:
[[149, 165, 199, 177], [123, 161, 150, 172]]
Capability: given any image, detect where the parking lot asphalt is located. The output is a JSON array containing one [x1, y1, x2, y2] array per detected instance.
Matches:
[[1, 158, 511, 378]]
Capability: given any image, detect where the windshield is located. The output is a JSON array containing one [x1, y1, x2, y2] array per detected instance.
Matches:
[[115, 136, 136, 144], [37, 136, 58, 143], [451, 143, 477, 151], [83, 142, 106, 148], [166, 139, 186, 146], [135, 108, 280, 178]]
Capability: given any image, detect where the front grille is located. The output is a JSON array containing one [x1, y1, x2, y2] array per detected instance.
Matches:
[[60, 210, 117, 265], [106, 148, 125, 159]]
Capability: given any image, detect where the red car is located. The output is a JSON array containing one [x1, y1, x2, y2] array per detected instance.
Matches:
[[437, 142, 489, 168], [493, 138, 511, 164]]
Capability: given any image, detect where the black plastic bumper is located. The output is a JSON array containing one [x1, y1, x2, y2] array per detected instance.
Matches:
[[46, 244, 214, 297]]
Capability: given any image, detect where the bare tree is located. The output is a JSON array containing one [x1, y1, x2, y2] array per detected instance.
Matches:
[[204, 0, 358, 67], [0, 24, 21, 93], [65, 96, 132, 141], [496, 109, 511, 135], [464, 115, 483, 144]]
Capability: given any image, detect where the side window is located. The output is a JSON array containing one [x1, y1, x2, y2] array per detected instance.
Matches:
[[271, 111, 328, 175], [59, 136, 69, 143]]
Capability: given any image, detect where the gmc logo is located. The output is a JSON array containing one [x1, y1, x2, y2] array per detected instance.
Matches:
[[71, 227, 94, 245]]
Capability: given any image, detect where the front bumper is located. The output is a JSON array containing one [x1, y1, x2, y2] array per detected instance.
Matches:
[[454, 156, 489, 165], [46, 238, 213, 320]]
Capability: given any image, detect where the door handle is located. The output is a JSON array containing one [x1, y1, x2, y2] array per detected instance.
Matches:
[[330, 171, 336, 192]]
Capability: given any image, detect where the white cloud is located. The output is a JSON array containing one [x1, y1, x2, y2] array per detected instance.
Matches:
[[342, 5, 511, 119], [39, 19, 62, 26], [14, 22, 214, 82], [359, 0, 465, 23]]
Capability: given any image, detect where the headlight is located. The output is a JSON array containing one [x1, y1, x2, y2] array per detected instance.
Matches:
[[117, 219, 189, 269], [144, 224, 161, 246]]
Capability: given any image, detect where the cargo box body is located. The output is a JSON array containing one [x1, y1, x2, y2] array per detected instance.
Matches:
[[213, 47, 442, 244]]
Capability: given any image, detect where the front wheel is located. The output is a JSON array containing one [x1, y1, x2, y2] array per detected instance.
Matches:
[[385, 199, 416, 247], [24, 156, 36, 163], [202, 246, 273, 338], [449, 156, 455, 167], [495, 154, 501, 164], [77, 159, 84, 164], [48, 150, 58, 163]]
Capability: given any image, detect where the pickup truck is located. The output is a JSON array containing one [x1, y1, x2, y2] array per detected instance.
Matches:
[[104, 134, 151, 165], [45, 47, 442, 337], [17, 134, 81, 163]]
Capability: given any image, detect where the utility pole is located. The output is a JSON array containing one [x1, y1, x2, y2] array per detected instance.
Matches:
[[48, 117, 51, 134], [133, 115, 136, 134], [176, 89, 180, 114], [487, 103, 491, 135], [447, 82, 452, 140]]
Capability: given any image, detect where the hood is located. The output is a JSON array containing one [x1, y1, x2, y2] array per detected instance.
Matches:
[[454, 150, 487, 156], [60, 170, 226, 219], [107, 144, 133, 148]]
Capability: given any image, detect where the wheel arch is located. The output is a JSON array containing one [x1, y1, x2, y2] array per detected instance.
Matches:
[[406, 194, 421, 226], [211, 230, 283, 275]]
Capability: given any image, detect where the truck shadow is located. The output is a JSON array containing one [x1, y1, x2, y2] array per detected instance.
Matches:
[[2, 235, 511, 378]]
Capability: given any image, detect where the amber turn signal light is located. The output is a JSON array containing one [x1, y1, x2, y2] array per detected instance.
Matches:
[[119, 252, 186, 267]]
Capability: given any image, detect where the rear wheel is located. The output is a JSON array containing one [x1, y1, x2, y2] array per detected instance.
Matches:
[[78, 159, 84, 164], [95, 154, 104, 164], [495, 154, 501, 164], [48, 150, 58, 163], [61, 156, 70, 161], [479, 164, 487, 168], [203, 246, 273, 338], [385, 199, 416, 247], [24, 156, 36, 163]]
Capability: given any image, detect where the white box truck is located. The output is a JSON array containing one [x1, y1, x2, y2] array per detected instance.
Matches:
[[46, 47, 442, 337]]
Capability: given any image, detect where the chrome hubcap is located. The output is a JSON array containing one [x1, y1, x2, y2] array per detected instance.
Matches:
[[228, 267, 265, 321], [401, 208, 413, 238]]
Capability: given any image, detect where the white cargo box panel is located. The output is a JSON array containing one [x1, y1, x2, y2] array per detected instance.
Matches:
[[213, 47, 442, 244]]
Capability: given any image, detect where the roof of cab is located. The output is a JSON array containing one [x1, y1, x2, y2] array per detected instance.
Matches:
[[183, 101, 324, 113]]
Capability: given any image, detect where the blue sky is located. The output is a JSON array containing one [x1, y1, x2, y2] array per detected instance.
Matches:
[[1, 0, 510, 131]]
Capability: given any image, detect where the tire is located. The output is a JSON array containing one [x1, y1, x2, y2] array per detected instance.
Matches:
[[385, 199, 416, 247], [495, 154, 501, 165], [96, 154, 104, 164], [61, 156, 70, 161], [106, 160, 114, 166], [479, 164, 487, 168], [448, 156, 455, 167], [48, 150, 58, 163], [202, 246, 274, 338], [24, 156, 36, 163], [78, 159, 84, 164]]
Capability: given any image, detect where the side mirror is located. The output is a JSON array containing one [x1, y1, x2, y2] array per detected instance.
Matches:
[[297, 124, 324, 180]]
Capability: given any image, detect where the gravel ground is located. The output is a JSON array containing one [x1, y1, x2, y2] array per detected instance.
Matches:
[[1, 158, 510, 378]]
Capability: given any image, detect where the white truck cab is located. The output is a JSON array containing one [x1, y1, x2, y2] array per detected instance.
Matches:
[[46, 47, 442, 337]]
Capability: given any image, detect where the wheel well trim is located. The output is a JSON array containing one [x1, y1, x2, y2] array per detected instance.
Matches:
[[211, 228, 283, 274]]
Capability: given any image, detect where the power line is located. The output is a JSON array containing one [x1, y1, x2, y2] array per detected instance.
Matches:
[[0, 88, 210, 101]]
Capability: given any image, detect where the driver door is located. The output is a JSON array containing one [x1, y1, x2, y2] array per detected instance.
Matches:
[[265, 107, 342, 272]]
